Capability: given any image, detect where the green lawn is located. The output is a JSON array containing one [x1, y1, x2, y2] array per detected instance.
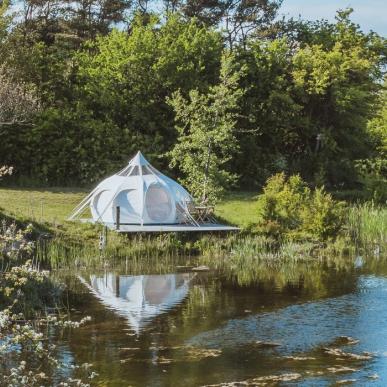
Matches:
[[0, 187, 258, 227], [216, 191, 259, 227], [0, 187, 88, 224]]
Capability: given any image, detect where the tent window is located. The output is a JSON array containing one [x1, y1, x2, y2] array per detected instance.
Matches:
[[142, 165, 153, 175], [129, 166, 140, 176], [148, 165, 161, 176], [145, 185, 172, 222]]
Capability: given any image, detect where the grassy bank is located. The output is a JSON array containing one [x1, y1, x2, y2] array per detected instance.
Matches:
[[0, 187, 259, 266], [0, 187, 385, 269], [0, 187, 259, 227]]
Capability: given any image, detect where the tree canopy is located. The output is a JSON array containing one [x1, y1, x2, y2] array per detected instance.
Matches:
[[0, 2, 385, 198]]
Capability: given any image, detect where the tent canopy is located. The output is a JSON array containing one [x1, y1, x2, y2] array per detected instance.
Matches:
[[69, 151, 195, 226]]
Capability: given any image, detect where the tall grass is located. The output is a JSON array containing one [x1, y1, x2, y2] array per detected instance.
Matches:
[[347, 203, 387, 252], [36, 232, 196, 269]]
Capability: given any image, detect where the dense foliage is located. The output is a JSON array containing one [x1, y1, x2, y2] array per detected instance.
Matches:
[[257, 173, 346, 240], [0, 1, 385, 198]]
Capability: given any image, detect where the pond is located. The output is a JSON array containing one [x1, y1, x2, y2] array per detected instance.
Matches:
[[55, 254, 387, 386]]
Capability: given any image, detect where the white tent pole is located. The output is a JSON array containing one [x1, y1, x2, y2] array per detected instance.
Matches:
[[94, 182, 126, 224], [68, 187, 99, 220], [117, 165, 133, 176], [139, 165, 145, 226]]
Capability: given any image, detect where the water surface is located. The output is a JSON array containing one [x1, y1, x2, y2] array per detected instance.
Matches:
[[58, 255, 387, 386]]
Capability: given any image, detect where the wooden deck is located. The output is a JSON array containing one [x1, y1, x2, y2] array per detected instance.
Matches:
[[79, 219, 239, 232], [113, 223, 239, 233]]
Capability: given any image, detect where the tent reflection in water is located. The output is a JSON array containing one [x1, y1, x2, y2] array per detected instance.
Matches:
[[79, 273, 193, 333], [69, 151, 239, 232]]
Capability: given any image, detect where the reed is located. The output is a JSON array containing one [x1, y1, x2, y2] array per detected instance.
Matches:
[[36, 231, 196, 269], [347, 202, 386, 252]]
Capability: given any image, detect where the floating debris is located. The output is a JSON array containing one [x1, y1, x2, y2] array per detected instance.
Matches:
[[176, 265, 194, 271], [305, 370, 324, 376], [335, 379, 357, 385], [284, 355, 316, 361], [156, 357, 173, 364], [327, 366, 359, 374], [150, 347, 223, 364], [192, 265, 210, 272], [119, 347, 141, 352], [333, 336, 360, 346], [323, 347, 372, 361], [185, 347, 222, 359], [120, 357, 135, 364], [149, 345, 184, 351], [202, 372, 302, 386]]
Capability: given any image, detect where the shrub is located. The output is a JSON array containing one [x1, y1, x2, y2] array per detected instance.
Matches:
[[0, 223, 96, 386], [257, 173, 345, 241], [301, 188, 346, 241]]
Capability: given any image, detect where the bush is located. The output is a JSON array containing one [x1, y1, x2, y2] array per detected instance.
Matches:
[[257, 173, 345, 241], [0, 223, 96, 386]]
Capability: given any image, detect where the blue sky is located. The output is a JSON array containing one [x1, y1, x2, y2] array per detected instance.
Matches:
[[279, 0, 387, 36]]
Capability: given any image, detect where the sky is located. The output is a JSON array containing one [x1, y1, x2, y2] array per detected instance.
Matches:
[[279, 0, 387, 36]]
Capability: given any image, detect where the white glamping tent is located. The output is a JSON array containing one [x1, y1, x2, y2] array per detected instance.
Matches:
[[69, 151, 238, 232]]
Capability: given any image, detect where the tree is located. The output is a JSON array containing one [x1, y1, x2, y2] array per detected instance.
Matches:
[[231, 38, 299, 188], [233, 9, 386, 189], [0, 66, 40, 126], [15, 14, 223, 184], [163, 0, 282, 49], [355, 79, 387, 202], [17, 0, 131, 44], [289, 9, 386, 186], [168, 55, 243, 203], [221, 0, 282, 49]]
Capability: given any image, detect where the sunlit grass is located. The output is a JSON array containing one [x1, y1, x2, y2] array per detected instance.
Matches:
[[215, 191, 259, 227], [0, 187, 257, 226], [0, 187, 88, 223]]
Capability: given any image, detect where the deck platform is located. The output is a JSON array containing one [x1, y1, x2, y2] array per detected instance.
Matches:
[[113, 223, 239, 233], [79, 219, 239, 232]]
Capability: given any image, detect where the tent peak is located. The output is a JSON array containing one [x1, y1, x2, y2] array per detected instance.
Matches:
[[129, 151, 150, 166]]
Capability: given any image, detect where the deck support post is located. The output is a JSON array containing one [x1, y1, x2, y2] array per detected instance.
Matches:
[[116, 206, 120, 230]]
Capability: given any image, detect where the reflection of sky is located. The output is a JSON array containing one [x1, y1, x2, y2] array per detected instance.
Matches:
[[280, 0, 387, 36], [188, 275, 387, 384], [79, 273, 192, 333]]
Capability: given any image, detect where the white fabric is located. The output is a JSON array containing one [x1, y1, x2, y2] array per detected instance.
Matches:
[[70, 151, 194, 225]]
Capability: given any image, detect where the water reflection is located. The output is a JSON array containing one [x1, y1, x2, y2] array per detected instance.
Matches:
[[57, 254, 387, 386], [79, 272, 193, 333]]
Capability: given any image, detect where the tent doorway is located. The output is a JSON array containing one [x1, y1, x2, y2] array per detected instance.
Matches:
[[145, 184, 173, 223]]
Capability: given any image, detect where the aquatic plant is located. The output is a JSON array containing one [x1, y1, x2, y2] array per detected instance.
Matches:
[[347, 202, 387, 252], [37, 231, 196, 269]]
